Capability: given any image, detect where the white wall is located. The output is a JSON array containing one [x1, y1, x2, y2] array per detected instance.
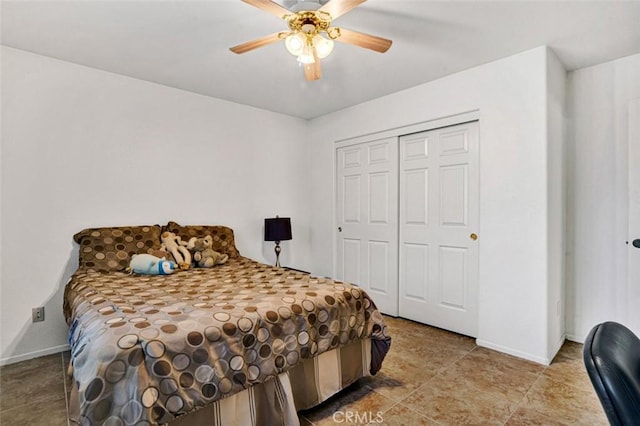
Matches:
[[308, 46, 563, 364], [546, 49, 567, 355], [0, 47, 311, 364], [566, 53, 640, 341]]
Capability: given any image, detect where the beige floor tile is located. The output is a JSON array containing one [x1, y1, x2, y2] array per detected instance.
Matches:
[[361, 331, 470, 403], [399, 345, 546, 425], [362, 345, 471, 405], [398, 340, 473, 371], [505, 405, 572, 426], [514, 375, 607, 425], [302, 381, 396, 426], [444, 348, 543, 400], [377, 403, 440, 425], [0, 353, 65, 412], [555, 340, 583, 361], [361, 368, 433, 403], [399, 346, 544, 424], [465, 347, 545, 376], [384, 317, 476, 353], [543, 354, 594, 391], [0, 393, 68, 426], [0, 353, 61, 386], [401, 374, 513, 425]]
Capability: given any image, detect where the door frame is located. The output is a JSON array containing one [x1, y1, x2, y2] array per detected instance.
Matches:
[[628, 98, 640, 333], [333, 110, 480, 303]]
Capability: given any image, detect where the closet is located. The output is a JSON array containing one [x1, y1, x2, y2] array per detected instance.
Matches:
[[336, 121, 479, 337]]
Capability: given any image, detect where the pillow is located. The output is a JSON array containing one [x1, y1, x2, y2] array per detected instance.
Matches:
[[73, 225, 163, 272], [164, 221, 240, 258]]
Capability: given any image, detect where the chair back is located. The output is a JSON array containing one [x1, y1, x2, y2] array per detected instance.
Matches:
[[583, 321, 640, 426]]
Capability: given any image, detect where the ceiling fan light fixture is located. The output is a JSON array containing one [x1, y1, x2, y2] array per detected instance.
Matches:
[[285, 32, 306, 56], [313, 33, 334, 58], [231, 0, 393, 81]]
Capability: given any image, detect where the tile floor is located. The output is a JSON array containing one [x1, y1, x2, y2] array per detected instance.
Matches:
[[0, 316, 607, 425]]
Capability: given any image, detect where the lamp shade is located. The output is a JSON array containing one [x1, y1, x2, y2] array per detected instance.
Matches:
[[264, 217, 292, 242]]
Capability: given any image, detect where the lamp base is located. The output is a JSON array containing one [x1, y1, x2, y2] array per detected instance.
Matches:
[[274, 241, 282, 268]]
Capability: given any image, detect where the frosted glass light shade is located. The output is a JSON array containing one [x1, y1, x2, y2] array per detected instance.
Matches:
[[313, 34, 334, 59], [285, 33, 306, 56]]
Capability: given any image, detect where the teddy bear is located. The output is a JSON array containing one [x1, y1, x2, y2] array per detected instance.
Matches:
[[146, 248, 172, 260], [160, 231, 192, 270], [187, 235, 229, 268], [127, 254, 178, 275]]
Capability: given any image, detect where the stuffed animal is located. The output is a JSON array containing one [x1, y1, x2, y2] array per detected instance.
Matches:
[[147, 248, 172, 260], [128, 254, 177, 275], [160, 231, 192, 270], [187, 235, 229, 268]]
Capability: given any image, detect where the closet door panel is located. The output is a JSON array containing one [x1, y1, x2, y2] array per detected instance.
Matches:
[[402, 243, 429, 301], [342, 175, 361, 223], [342, 239, 361, 285], [404, 169, 429, 225], [336, 138, 398, 316], [368, 241, 390, 293], [440, 165, 468, 227], [368, 172, 390, 224], [439, 128, 469, 156], [399, 122, 479, 337], [439, 245, 468, 309]]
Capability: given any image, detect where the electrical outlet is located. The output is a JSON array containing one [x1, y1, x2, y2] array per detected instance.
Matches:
[[32, 307, 45, 323]]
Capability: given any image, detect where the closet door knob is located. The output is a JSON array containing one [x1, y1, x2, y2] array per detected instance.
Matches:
[[633, 239, 640, 248], [338, 227, 342, 232], [470, 233, 478, 241]]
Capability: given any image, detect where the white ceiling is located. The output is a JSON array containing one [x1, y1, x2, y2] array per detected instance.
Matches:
[[2, 0, 640, 119]]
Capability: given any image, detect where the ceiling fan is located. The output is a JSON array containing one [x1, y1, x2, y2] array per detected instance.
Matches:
[[229, 0, 392, 81]]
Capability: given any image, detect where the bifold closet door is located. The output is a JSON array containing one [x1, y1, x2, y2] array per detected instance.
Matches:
[[336, 138, 399, 316], [399, 122, 479, 337]]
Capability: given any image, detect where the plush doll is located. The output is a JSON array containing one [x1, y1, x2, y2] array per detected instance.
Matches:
[[147, 248, 172, 260], [128, 254, 177, 275], [187, 235, 229, 268], [160, 231, 192, 270]]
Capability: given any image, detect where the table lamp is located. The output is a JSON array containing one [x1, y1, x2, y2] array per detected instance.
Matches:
[[264, 217, 292, 267]]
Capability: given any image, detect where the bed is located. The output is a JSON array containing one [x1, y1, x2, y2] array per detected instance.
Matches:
[[64, 222, 391, 425]]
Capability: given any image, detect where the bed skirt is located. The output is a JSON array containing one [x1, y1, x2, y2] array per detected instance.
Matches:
[[69, 339, 372, 426]]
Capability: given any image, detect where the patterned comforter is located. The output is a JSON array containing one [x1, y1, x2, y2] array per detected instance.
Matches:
[[63, 257, 391, 425]]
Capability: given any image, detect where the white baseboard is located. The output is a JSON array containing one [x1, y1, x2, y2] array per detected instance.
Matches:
[[476, 339, 551, 365], [550, 333, 566, 361], [0, 344, 70, 366]]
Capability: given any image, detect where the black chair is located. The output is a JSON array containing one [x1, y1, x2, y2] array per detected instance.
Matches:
[[583, 321, 640, 425]]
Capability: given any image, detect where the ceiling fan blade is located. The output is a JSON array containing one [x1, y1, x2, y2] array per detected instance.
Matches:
[[334, 27, 392, 53], [230, 32, 282, 54], [304, 52, 322, 81], [241, 0, 292, 19], [319, 0, 367, 20]]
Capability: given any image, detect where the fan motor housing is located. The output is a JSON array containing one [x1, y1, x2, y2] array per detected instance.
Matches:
[[287, 11, 332, 34]]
